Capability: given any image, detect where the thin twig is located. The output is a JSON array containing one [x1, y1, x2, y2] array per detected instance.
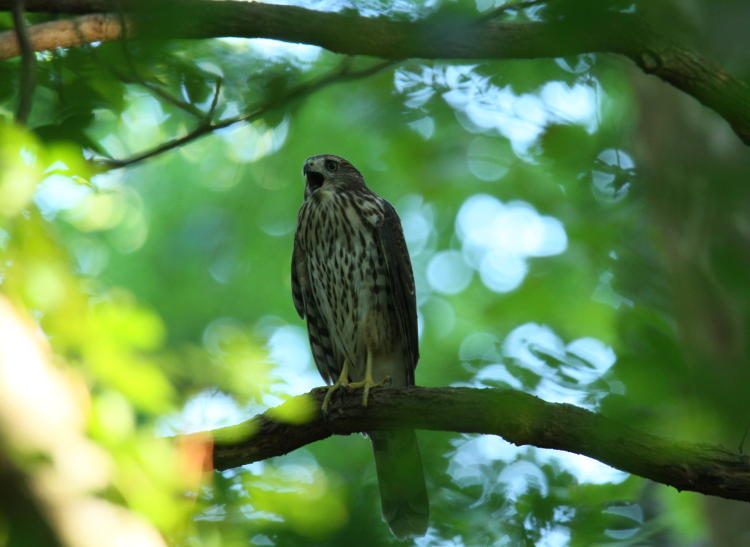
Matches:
[[11, 0, 36, 124], [140, 79, 206, 119], [206, 77, 222, 122], [99, 59, 395, 170], [112, 69, 207, 119], [98, 115, 239, 169], [111, 10, 206, 120]]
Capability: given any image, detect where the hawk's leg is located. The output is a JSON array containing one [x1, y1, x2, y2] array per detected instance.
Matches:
[[348, 348, 389, 407], [322, 360, 351, 412]]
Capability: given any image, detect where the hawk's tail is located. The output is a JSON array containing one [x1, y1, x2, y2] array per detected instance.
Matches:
[[370, 429, 429, 538]]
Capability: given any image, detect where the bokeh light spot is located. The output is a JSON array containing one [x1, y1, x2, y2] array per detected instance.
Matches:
[[426, 250, 473, 295], [456, 194, 566, 293]]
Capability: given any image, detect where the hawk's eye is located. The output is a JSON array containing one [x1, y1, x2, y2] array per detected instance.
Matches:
[[325, 159, 338, 172]]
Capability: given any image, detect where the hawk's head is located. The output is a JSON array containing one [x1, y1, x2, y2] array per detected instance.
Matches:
[[303, 154, 365, 199]]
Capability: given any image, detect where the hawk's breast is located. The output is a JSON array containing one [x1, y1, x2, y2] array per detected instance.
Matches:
[[298, 190, 398, 380]]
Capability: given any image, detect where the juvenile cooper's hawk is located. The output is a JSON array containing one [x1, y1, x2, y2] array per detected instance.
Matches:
[[291, 154, 429, 538]]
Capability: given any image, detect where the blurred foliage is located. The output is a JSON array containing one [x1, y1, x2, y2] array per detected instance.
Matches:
[[1, 0, 750, 545]]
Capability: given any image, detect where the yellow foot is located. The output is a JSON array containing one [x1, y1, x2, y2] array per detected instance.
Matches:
[[322, 379, 350, 413], [348, 375, 390, 407], [322, 360, 352, 413]]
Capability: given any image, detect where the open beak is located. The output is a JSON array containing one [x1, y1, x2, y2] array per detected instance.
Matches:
[[303, 164, 325, 192]]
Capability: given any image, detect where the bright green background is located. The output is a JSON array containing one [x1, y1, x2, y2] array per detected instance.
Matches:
[[1, 1, 749, 545]]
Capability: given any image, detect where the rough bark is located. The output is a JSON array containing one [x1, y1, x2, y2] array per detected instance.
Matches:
[[0, 0, 749, 144], [0, 13, 127, 60], [207, 386, 750, 504]]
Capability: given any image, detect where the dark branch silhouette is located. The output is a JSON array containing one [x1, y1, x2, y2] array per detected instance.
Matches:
[[10, 0, 36, 124], [98, 60, 395, 170], [204, 386, 750, 504], [0, 1, 748, 144]]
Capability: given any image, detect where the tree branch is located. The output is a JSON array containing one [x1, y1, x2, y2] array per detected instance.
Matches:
[[112, 68, 207, 119], [97, 59, 394, 169], [0, 1, 748, 144], [10, 0, 36, 124], [0, 13, 126, 59], [206, 386, 750, 504]]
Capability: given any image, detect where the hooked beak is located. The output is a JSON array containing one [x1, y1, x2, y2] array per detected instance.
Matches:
[[303, 164, 325, 192]]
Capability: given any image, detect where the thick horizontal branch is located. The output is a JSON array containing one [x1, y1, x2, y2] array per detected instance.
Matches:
[[208, 386, 750, 503], [0, 13, 127, 59], [0, 1, 749, 144]]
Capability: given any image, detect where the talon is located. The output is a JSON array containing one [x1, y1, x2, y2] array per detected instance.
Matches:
[[321, 384, 340, 413], [322, 360, 351, 413]]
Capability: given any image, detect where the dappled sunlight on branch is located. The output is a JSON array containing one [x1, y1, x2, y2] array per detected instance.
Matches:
[[1, 0, 749, 542], [205, 386, 750, 504], [0, 0, 748, 143]]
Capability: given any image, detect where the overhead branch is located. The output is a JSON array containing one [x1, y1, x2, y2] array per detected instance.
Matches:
[[112, 69, 207, 120], [10, 0, 36, 124], [0, 13, 126, 59], [98, 59, 394, 169], [205, 386, 750, 504], [0, 1, 748, 144]]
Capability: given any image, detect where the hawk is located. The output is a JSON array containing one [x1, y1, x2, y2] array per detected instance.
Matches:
[[291, 154, 429, 538]]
